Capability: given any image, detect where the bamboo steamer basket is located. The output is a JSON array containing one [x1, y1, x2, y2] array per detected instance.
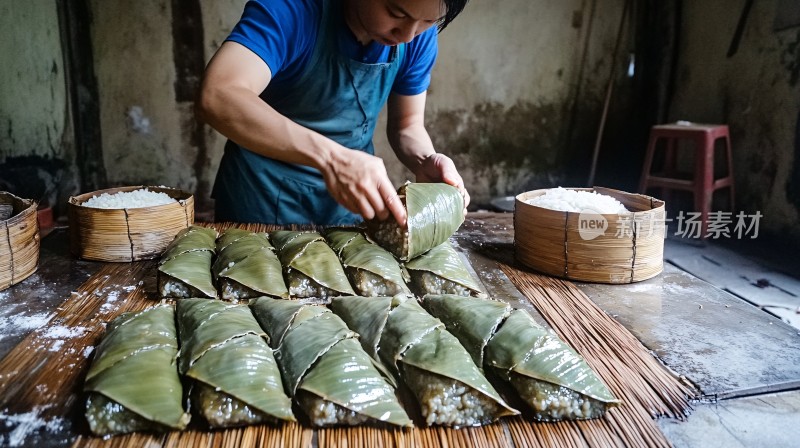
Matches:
[[514, 187, 665, 284], [0, 192, 40, 291], [68, 186, 194, 262]]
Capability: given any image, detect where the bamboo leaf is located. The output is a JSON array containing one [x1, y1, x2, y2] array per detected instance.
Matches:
[[404, 242, 484, 295], [487, 310, 619, 403], [158, 250, 217, 298], [160, 226, 216, 263], [299, 338, 412, 427], [219, 249, 289, 299], [325, 230, 411, 295], [273, 231, 355, 296], [421, 294, 511, 367], [84, 305, 190, 430], [330, 296, 393, 360], [176, 299, 295, 421]]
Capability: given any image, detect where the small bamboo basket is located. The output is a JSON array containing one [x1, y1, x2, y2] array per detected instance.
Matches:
[[0, 192, 40, 291], [515, 187, 665, 284], [68, 186, 194, 262]]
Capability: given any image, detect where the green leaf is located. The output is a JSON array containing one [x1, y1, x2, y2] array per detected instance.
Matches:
[[212, 233, 272, 277], [421, 294, 510, 367], [330, 296, 393, 361], [325, 230, 411, 295], [216, 228, 256, 252], [84, 305, 190, 430], [176, 299, 295, 421], [487, 310, 619, 403], [299, 338, 412, 427], [219, 249, 289, 299], [275, 311, 355, 395], [404, 242, 484, 295], [368, 183, 464, 261], [158, 250, 217, 298], [272, 231, 355, 296], [160, 226, 216, 263]]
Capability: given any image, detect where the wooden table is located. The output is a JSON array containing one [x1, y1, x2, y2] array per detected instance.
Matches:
[[1, 213, 799, 447]]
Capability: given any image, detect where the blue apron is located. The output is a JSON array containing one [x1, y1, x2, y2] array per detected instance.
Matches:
[[213, 0, 405, 225]]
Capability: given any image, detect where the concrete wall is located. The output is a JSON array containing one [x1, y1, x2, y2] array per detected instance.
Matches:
[[670, 0, 800, 241], [0, 1, 73, 207], [376, 0, 626, 206], [0, 1, 66, 160]]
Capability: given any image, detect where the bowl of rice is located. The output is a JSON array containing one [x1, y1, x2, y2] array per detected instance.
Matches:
[[68, 186, 194, 262], [514, 187, 665, 283]]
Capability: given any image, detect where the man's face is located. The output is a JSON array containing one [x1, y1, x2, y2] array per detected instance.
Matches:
[[347, 0, 445, 46]]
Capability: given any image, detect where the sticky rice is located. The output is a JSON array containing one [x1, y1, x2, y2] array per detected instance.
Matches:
[[82, 188, 176, 209], [527, 187, 628, 214]]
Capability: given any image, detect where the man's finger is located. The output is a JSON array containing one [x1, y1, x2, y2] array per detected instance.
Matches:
[[378, 182, 406, 226]]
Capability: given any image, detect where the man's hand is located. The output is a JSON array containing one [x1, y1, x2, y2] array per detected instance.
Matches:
[[322, 149, 407, 226], [415, 153, 470, 215]]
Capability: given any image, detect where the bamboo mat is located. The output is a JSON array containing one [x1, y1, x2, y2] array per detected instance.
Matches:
[[0, 222, 698, 447]]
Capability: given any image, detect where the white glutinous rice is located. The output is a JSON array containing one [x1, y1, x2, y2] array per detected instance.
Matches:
[[82, 188, 176, 209], [527, 187, 629, 214]]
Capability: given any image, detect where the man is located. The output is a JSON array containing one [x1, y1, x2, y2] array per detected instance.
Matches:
[[197, 0, 471, 225]]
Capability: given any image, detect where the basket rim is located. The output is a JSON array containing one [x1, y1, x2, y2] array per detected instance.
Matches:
[[0, 191, 38, 225], [68, 185, 193, 210], [515, 186, 664, 216]]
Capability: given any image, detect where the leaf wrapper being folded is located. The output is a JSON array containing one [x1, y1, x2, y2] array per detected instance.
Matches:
[[404, 242, 485, 297], [330, 295, 518, 426], [367, 183, 464, 261], [422, 294, 619, 420], [176, 299, 294, 426], [249, 297, 412, 427], [213, 230, 288, 300], [84, 305, 190, 435], [269, 231, 355, 298], [324, 228, 411, 296]]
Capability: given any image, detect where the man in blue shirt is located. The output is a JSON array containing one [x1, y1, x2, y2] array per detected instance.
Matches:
[[198, 0, 471, 225]]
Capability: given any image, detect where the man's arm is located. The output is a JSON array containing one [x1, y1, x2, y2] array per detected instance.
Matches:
[[387, 92, 471, 211], [196, 41, 406, 223]]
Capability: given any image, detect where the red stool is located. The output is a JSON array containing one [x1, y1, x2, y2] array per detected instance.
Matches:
[[638, 122, 735, 238]]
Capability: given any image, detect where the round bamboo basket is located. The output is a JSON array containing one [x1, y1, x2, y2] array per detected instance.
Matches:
[[514, 187, 665, 284], [0, 192, 40, 291], [68, 186, 194, 262]]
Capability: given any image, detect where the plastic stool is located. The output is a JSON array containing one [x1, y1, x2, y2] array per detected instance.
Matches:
[[638, 122, 735, 238]]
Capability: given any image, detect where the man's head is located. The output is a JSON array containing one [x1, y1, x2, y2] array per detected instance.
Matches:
[[345, 0, 469, 46]]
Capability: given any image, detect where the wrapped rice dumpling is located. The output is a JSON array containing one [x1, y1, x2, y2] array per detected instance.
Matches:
[[249, 297, 412, 427], [212, 229, 289, 301], [367, 183, 464, 261], [330, 295, 518, 427], [404, 241, 485, 297], [269, 230, 355, 299], [324, 228, 411, 297], [158, 225, 217, 299], [176, 299, 294, 428], [84, 305, 190, 436], [422, 294, 620, 421]]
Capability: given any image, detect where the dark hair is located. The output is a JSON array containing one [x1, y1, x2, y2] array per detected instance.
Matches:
[[438, 0, 469, 31]]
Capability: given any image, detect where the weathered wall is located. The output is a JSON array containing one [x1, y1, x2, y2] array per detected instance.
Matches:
[[0, 2, 66, 159], [86, 0, 625, 212], [19, 0, 799, 235], [0, 1, 73, 206], [670, 0, 800, 241], [376, 0, 628, 206]]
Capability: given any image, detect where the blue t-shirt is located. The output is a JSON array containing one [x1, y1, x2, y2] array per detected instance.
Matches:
[[226, 0, 437, 96]]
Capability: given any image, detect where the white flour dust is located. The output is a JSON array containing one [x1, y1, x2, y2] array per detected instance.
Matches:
[[0, 405, 65, 447]]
